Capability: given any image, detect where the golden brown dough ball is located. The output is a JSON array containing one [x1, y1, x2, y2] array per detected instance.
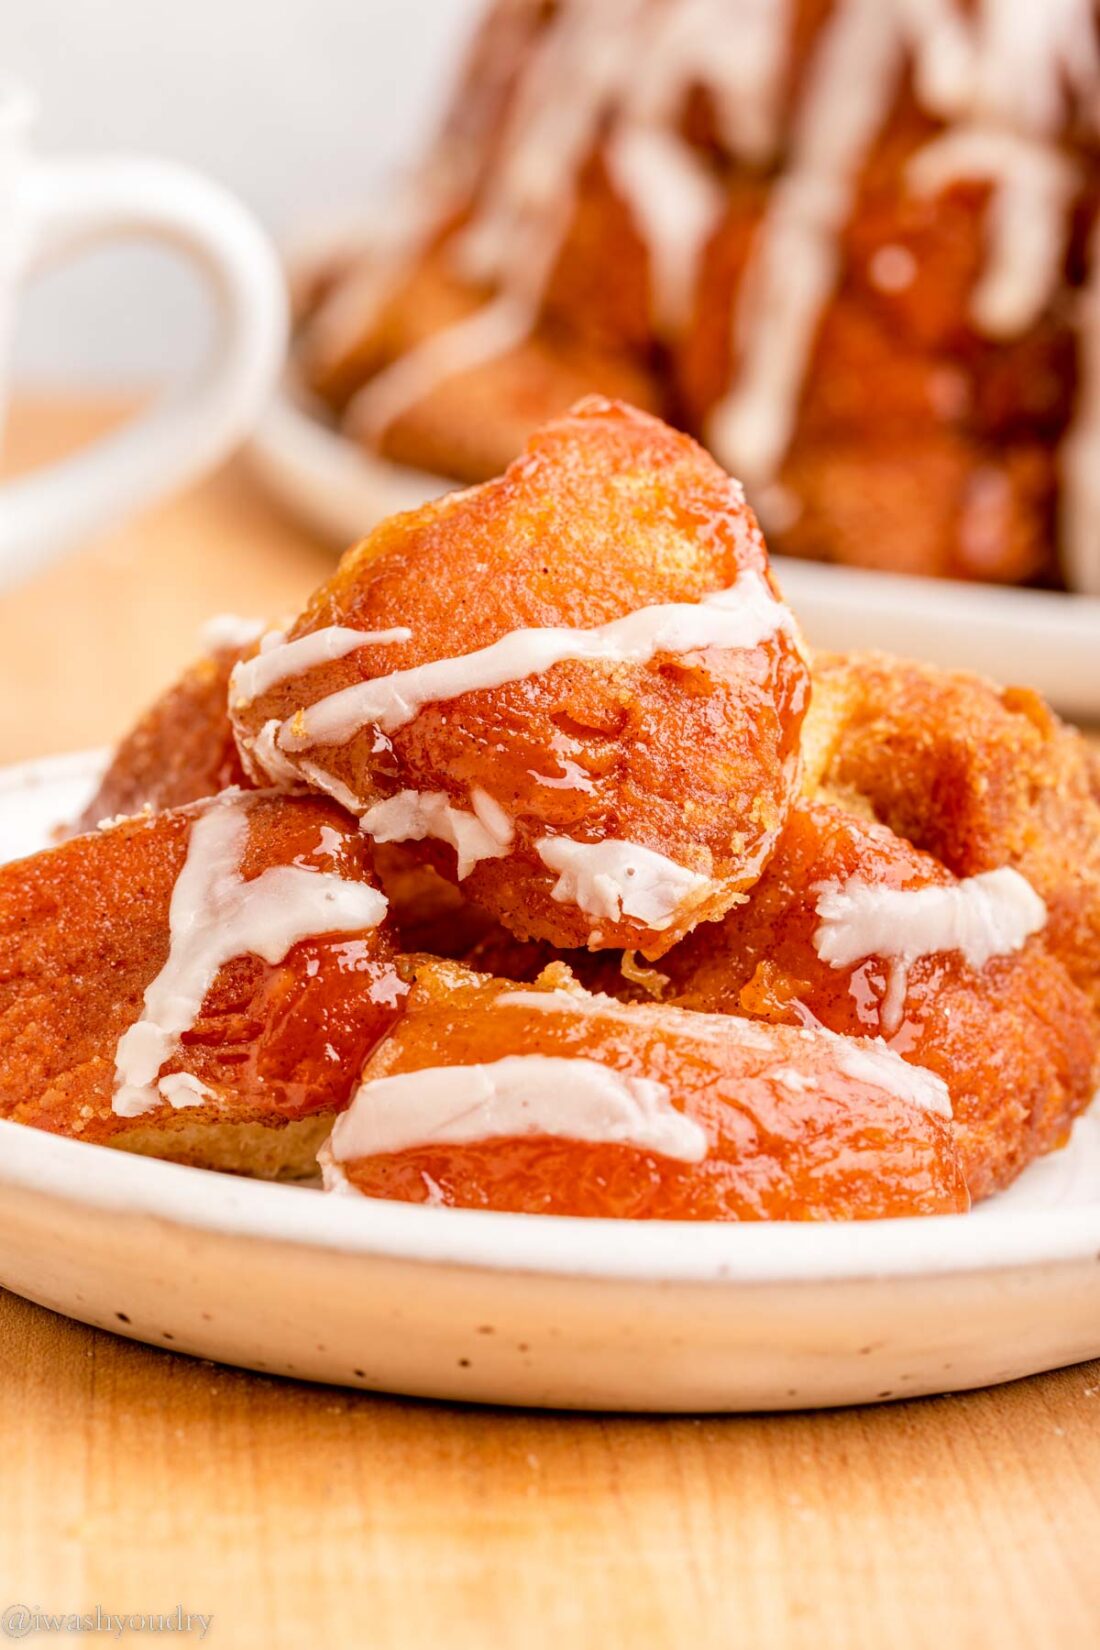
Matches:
[[232, 398, 810, 958]]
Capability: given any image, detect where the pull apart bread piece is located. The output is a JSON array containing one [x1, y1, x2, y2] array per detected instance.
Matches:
[[72, 630, 497, 963], [319, 959, 968, 1220], [0, 792, 405, 1178], [230, 397, 810, 958], [76, 631, 253, 832], [804, 652, 1100, 1023], [661, 803, 1098, 1200]]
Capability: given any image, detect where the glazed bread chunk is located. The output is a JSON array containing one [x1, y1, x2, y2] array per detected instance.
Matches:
[[320, 958, 968, 1220], [0, 792, 405, 1178], [231, 398, 810, 957], [805, 652, 1100, 1022], [76, 635, 254, 832], [68, 640, 508, 963], [661, 802, 1098, 1200]]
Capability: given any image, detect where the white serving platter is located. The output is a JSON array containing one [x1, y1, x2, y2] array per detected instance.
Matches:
[[0, 750, 1098, 1411], [249, 384, 1100, 720]]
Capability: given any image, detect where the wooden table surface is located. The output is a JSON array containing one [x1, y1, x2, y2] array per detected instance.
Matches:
[[1, 398, 1098, 1650]]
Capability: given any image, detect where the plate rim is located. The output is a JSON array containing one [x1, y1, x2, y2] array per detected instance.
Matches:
[[5, 1117, 1100, 1288]]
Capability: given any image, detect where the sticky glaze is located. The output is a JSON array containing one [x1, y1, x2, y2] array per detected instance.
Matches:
[[112, 797, 388, 1117], [335, 0, 1100, 589]]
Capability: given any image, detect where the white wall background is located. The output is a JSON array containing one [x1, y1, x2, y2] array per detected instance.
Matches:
[[3, 0, 483, 382]]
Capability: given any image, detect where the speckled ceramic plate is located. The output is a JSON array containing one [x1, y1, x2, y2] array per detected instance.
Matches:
[[249, 383, 1100, 721], [1, 750, 1098, 1411]]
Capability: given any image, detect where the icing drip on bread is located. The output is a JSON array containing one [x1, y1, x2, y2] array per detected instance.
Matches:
[[813, 865, 1047, 1034], [324, 1054, 710, 1169], [361, 787, 514, 879], [265, 570, 790, 755], [535, 836, 714, 933], [230, 625, 411, 707], [112, 797, 388, 1117]]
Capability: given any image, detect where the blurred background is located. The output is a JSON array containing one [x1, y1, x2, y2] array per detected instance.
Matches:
[[3, 0, 480, 383], [5, 0, 1100, 652]]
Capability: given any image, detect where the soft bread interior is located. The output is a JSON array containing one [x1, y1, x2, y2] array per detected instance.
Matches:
[[109, 1113, 334, 1181]]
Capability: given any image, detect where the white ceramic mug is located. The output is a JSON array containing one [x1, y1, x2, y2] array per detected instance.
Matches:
[[0, 84, 287, 591]]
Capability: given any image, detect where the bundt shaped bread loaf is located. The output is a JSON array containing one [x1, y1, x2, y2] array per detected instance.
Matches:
[[298, 0, 1100, 590]]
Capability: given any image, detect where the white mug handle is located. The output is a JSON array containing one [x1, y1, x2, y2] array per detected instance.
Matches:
[[0, 155, 287, 590]]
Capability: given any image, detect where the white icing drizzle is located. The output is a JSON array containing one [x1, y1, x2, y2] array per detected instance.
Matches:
[[299, 0, 539, 390], [493, 984, 951, 1116], [157, 1072, 216, 1110], [199, 614, 266, 654], [326, 1054, 710, 1165], [237, 720, 304, 789], [345, 0, 792, 436], [230, 624, 412, 707], [606, 122, 725, 335], [705, 0, 1100, 494], [779, 1018, 953, 1117], [630, 0, 793, 165], [295, 761, 364, 816], [318, 1147, 360, 1196], [275, 570, 790, 753], [945, 0, 1100, 134], [827, 1035, 953, 1119], [302, 174, 474, 385], [813, 866, 1047, 1034], [907, 127, 1079, 337], [455, 0, 649, 292], [536, 836, 712, 932], [360, 786, 513, 879], [319, 978, 950, 1175], [112, 797, 389, 1118], [708, 0, 903, 489], [348, 0, 650, 439], [348, 294, 537, 444]]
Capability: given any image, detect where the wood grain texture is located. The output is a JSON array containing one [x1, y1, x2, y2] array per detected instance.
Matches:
[[3, 1287, 1100, 1649], [0, 398, 1098, 1649]]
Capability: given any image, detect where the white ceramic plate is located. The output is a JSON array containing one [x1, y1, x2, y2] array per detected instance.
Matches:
[[250, 384, 1100, 720], [1, 750, 1099, 1411]]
